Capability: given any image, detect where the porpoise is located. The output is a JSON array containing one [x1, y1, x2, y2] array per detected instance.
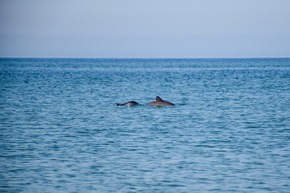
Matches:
[[116, 101, 139, 107], [148, 96, 175, 107]]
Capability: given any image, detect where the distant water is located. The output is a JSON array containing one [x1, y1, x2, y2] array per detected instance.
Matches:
[[1, 58, 290, 193]]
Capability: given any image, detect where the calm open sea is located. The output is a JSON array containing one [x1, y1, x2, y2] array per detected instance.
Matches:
[[1, 58, 290, 193]]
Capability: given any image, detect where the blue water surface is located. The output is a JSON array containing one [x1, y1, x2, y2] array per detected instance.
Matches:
[[1, 58, 290, 192]]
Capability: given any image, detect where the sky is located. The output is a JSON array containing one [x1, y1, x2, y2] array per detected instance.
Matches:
[[0, 0, 290, 58]]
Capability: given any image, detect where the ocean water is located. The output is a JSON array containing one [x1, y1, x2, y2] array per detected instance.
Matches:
[[0, 58, 290, 193]]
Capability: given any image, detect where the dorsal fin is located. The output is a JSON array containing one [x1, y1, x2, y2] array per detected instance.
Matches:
[[156, 96, 163, 101]]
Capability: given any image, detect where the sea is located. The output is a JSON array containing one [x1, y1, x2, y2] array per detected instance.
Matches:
[[0, 58, 290, 193]]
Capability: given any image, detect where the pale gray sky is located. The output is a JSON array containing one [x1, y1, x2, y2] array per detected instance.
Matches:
[[1, 0, 290, 58]]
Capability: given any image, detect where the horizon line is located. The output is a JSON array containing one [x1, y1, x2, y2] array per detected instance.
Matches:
[[1, 56, 290, 60]]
